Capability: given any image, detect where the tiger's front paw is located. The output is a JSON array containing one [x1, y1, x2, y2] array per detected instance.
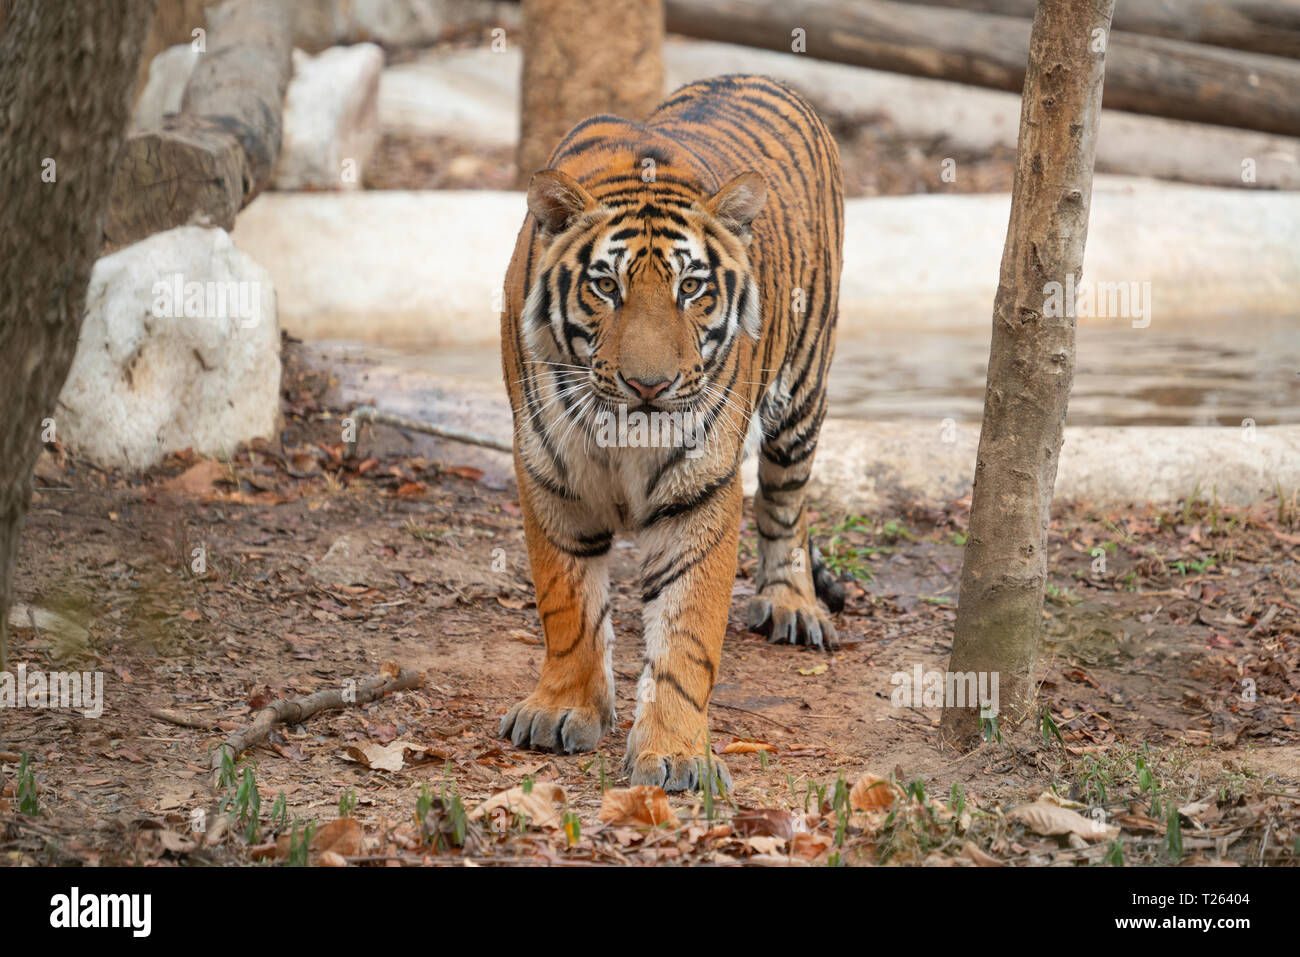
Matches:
[[624, 719, 731, 794], [746, 582, 838, 650], [625, 748, 732, 795], [500, 693, 611, 754]]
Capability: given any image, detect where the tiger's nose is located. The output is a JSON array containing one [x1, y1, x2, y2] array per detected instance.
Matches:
[[623, 375, 672, 401]]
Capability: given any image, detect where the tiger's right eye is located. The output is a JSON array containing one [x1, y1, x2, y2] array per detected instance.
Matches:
[[593, 277, 618, 295]]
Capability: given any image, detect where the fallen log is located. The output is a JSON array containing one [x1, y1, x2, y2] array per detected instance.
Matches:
[[107, 0, 292, 248], [663, 0, 1300, 137], [901, 0, 1300, 59]]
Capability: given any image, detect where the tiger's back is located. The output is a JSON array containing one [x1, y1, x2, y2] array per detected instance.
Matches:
[[499, 75, 845, 792]]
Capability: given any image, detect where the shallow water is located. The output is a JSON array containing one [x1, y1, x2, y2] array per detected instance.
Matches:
[[385, 316, 1300, 428], [829, 316, 1300, 427]]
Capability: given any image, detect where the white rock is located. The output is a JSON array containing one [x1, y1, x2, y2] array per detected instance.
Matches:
[[131, 43, 200, 131], [273, 44, 384, 191], [58, 226, 281, 471]]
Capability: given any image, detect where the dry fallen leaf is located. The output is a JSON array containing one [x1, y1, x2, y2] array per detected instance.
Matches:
[[721, 739, 775, 755], [598, 785, 673, 827], [961, 841, 1005, 867], [313, 818, 363, 857], [849, 773, 896, 812], [797, 664, 829, 676], [470, 782, 565, 829], [731, 808, 796, 841], [1008, 800, 1119, 841], [344, 740, 445, 772], [161, 459, 224, 494]]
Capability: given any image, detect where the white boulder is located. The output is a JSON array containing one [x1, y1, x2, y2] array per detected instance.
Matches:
[[131, 43, 200, 131], [273, 44, 384, 191], [58, 226, 281, 471]]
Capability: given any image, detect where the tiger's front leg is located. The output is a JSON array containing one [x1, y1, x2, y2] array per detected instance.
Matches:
[[625, 476, 742, 793], [499, 484, 615, 754]]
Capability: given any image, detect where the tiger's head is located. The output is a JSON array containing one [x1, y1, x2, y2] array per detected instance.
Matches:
[[521, 166, 766, 412]]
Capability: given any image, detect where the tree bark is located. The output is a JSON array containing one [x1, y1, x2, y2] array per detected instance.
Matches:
[[517, 0, 664, 186], [0, 0, 157, 673], [898, 0, 1300, 59], [940, 0, 1114, 749], [663, 0, 1300, 136], [106, 0, 291, 249]]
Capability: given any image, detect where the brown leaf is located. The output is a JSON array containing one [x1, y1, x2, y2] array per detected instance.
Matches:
[[961, 841, 1005, 867], [731, 808, 795, 841], [161, 459, 225, 494], [849, 773, 896, 812], [1008, 801, 1118, 842], [721, 739, 775, 754], [470, 782, 564, 829], [598, 785, 673, 827], [344, 740, 444, 772], [314, 818, 362, 857]]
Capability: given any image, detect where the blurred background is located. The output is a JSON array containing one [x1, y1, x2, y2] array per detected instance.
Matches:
[[61, 0, 1300, 504]]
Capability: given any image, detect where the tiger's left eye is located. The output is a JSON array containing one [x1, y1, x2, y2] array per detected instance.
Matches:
[[680, 277, 702, 296], [594, 277, 618, 295]]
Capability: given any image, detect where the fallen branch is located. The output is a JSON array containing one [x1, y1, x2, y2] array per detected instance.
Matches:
[[149, 707, 220, 730], [207, 666, 423, 789], [344, 404, 513, 458]]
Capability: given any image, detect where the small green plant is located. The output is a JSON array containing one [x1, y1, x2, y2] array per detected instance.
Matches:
[[521, 774, 534, 795], [234, 766, 261, 843], [1104, 840, 1125, 866], [216, 747, 237, 791], [16, 752, 39, 816], [287, 819, 316, 867], [271, 792, 289, 832], [1163, 803, 1183, 863], [563, 811, 581, 846], [338, 785, 358, 816], [1039, 705, 1064, 745], [949, 782, 965, 821], [980, 712, 1003, 745], [1079, 755, 1112, 805], [1045, 582, 1082, 606], [949, 531, 968, 546]]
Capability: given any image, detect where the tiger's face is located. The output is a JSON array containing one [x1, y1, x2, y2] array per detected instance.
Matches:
[[522, 169, 766, 413]]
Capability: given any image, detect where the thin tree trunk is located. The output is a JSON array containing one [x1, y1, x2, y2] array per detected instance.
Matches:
[[516, 0, 664, 186], [941, 0, 1114, 748], [0, 1, 156, 674]]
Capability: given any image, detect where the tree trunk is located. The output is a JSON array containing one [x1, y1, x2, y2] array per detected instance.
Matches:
[[940, 0, 1114, 749], [663, 0, 1300, 137], [897, 0, 1300, 59], [0, 0, 156, 673], [517, 0, 664, 186]]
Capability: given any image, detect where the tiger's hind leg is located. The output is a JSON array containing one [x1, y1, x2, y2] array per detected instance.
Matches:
[[499, 486, 615, 754], [745, 389, 842, 649]]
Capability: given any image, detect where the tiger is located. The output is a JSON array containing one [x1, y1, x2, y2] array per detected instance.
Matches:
[[498, 74, 845, 792]]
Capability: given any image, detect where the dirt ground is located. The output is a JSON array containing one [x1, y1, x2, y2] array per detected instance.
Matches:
[[1, 339, 1297, 867]]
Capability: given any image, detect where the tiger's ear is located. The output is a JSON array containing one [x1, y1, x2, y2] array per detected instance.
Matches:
[[705, 171, 767, 238], [528, 169, 597, 235]]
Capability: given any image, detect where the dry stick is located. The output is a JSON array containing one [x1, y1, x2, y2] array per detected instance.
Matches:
[[149, 708, 220, 730], [344, 405, 512, 458], [207, 667, 423, 790]]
